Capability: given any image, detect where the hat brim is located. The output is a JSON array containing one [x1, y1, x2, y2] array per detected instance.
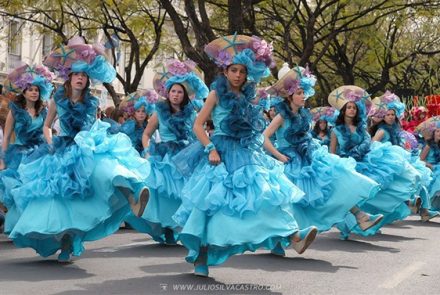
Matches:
[[328, 85, 371, 110]]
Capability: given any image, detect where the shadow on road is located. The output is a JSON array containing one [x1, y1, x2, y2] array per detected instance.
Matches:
[[81, 242, 187, 259], [222, 253, 354, 273], [309, 233, 401, 253], [0, 259, 93, 282]]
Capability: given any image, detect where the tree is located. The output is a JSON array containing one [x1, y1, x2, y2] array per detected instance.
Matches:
[[0, 0, 166, 105]]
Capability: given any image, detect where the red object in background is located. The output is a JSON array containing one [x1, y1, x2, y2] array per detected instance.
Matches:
[[426, 95, 440, 116]]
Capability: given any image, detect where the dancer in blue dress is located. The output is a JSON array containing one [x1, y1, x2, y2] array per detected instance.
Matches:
[[173, 35, 318, 277], [7, 36, 149, 262], [0, 64, 54, 234], [419, 117, 440, 210], [118, 90, 157, 154], [369, 91, 439, 221], [263, 67, 381, 234], [310, 106, 338, 147], [329, 86, 419, 239], [126, 59, 208, 244]]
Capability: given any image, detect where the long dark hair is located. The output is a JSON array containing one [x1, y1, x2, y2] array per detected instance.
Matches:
[[63, 73, 90, 101], [15, 86, 43, 116], [313, 119, 328, 135], [335, 102, 361, 126], [368, 109, 401, 137], [167, 83, 190, 113]]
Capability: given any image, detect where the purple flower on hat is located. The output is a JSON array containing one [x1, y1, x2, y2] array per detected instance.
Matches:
[[215, 50, 232, 67], [155, 80, 167, 97], [14, 74, 34, 90], [344, 89, 364, 102], [78, 47, 97, 63], [381, 90, 397, 103], [257, 88, 269, 99], [167, 59, 190, 76], [144, 89, 159, 103], [55, 65, 71, 80], [250, 36, 273, 66], [284, 78, 300, 96]]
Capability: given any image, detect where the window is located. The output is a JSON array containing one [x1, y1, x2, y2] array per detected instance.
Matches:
[[8, 20, 22, 70], [42, 33, 54, 58]]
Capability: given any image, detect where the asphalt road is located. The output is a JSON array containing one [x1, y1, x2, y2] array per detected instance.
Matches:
[[1, 215, 439, 295]]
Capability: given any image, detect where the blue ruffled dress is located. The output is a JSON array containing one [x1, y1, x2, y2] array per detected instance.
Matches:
[[425, 145, 440, 210], [119, 119, 147, 154], [126, 101, 196, 243], [377, 125, 432, 211], [7, 87, 150, 258], [311, 130, 331, 147], [172, 77, 306, 266], [333, 125, 418, 237], [0, 102, 47, 234], [274, 104, 380, 232]]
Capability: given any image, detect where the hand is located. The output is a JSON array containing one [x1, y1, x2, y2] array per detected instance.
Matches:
[[208, 149, 221, 165], [143, 152, 150, 159], [0, 161, 5, 171], [277, 153, 290, 163], [426, 163, 433, 170]]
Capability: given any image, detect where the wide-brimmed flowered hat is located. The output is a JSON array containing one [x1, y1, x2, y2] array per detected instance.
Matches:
[[120, 89, 159, 116], [414, 115, 440, 135], [152, 58, 208, 101], [369, 91, 405, 119], [204, 33, 274, 83], [310, 106, 339, 126], [328, 85, 372, 121], [43, 36, 116, 83], [3, 64, 54, 100], [267, 66, 316, 99]]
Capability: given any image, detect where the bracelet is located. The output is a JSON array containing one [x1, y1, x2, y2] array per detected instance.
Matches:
[[204, 142, 216, 154]]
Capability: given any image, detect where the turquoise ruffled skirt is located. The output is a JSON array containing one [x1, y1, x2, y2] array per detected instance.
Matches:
[[172, 135, 305, 266], [340, 142, 418, 237], [0, 143, 42, 234], [126, 141, 186, 243], [429, 165, 440, 210], [280, 141, 380, 233], [7, 120, 150, 257]]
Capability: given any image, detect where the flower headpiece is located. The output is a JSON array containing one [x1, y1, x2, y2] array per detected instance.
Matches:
[[266, 66, 316, 99], [152, 58, 208, 101], [399, 130, 419, 153], [328, 85, 372, 122], [310, 106, 339, 126], [255, 87, 282, 111], [204, 33, 274, 83], [410, 106, 428, 119], [369, 91, 405, 119], [121, 89, 158, 116], [43, 36, 116, 83], [3, 64, 54, 100], [414, 115, 440, 135]]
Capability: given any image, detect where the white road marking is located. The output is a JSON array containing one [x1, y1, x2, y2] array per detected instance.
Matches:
[[379, 261, 426, 289]]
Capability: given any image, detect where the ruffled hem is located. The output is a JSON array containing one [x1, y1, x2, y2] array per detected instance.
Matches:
[[7, 120, 151, 257], [178, 206, 298, 266], [146, 153, 185, 200], [173, 136, 304, 226], [281, 142, 359, 208], [356, 141, 413, 189]]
